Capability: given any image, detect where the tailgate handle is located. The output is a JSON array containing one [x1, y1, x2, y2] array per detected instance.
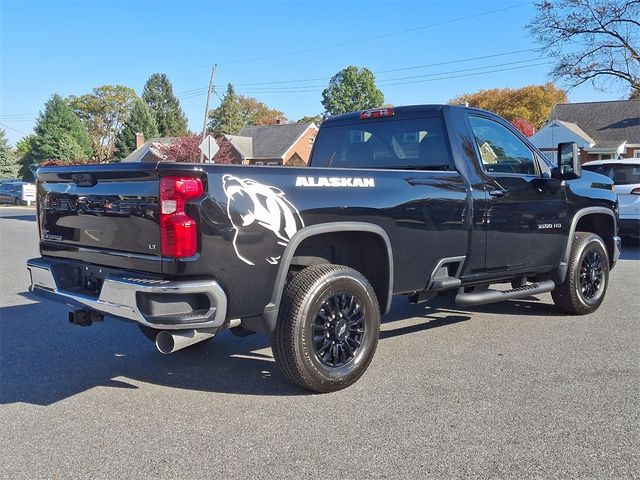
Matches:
[[72, 173, 97, 187]]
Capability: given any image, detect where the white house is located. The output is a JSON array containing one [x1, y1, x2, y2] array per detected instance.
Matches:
[[530, 100, 640, 163]]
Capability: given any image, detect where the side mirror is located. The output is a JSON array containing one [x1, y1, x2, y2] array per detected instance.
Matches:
[[552, 142, 581, 180]]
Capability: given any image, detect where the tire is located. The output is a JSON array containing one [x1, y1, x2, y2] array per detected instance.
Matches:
[[551, 232, 609, 315], [14, 198, 20, 206], [271, 264, 380, 393]]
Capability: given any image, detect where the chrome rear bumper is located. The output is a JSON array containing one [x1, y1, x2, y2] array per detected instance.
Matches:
[[26, 257, 227, 330]]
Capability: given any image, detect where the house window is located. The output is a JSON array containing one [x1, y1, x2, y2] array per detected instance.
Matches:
[[255, 161, 264, 166], [599, 154, 613, 160], [634, 151, 640, 158], [267, 162, 279, 166]]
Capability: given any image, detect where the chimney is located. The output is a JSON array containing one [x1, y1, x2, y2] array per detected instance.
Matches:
[[135, 132, 145, 149]]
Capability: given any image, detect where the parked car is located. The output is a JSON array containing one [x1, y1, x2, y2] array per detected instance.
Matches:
[[27, 105, 620, 392], [0, 181, 31, 205], [0, 178, 20, 184], [583, 159, 640, 239]]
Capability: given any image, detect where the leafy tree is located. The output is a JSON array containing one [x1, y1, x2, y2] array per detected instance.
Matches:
[[449, 83, 568, 128], [296, 114, 324, 125], [157, 134, 201, 162], [16, 134, 37, 180], [208, 86, 286, 134], [31, 94, 93, 164], [238, 96, 285, 126], [528, 0, 639, 97], [70, 85, 137, 162], [114, 98, 159, 158], [0, 129, 19, 178], [321, 66, 384, 116], [512, 118, 536, 137], [208, 83, 244, 135], [142, 73, 188, 137], [211, 135, 239, 164]]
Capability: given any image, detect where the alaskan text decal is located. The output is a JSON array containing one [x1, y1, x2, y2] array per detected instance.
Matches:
[[296, 177, 375, 188], [223, 175, 304, 266]]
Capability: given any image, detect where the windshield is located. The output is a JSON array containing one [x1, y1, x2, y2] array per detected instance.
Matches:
[[310, 117, 454, 171], [583, 163, 640, 185]]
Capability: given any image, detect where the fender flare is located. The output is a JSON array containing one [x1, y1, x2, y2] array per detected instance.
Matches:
[[261, 222, 394, 332], [556, 207, 617, 283]]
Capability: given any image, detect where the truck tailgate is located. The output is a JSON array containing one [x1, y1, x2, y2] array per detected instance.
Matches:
[[37, 164, 161, 265]]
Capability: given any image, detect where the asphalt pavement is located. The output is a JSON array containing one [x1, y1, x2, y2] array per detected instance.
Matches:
[[1, 205, 639, 479]]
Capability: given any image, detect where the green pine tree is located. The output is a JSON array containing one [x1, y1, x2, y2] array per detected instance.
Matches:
[[142, 73, 188, 137], [0, 129, 19, 179], [114, 98, 160, 158], [32, 94, 93, 163], [208, 84, 244, 135]]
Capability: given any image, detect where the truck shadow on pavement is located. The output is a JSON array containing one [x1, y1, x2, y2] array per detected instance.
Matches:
[[0, 291, 577, 405]]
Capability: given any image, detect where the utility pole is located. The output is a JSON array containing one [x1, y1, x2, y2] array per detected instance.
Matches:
[[200, 64, 217, 163]]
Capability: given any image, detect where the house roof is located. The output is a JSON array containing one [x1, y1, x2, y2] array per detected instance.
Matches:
[[552, 120, 595, 144], [547, 100, 640, 148], [224, 135, 253, 159], [122, 138, 173, 162], [236, 123, 315, 159]]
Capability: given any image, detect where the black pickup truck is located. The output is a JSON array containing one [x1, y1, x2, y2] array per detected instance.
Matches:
[[27, 105, 620, 392]]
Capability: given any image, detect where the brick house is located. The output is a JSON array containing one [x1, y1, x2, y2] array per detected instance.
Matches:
[[214, 123, 318, 166], [529, 100, 640, 163]]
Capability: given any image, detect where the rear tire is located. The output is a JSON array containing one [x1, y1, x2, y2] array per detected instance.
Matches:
[[271, 264, 380, 393], [552, 232, 609, 315]]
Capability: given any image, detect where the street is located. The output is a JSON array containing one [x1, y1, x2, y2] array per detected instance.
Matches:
[[1, 205, 638, 479]]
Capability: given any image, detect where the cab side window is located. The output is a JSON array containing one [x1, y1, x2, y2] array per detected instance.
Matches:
[[469, 116, 537, 175]]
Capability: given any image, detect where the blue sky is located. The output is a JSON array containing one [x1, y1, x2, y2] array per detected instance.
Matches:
[[0, 0, 628, 145]]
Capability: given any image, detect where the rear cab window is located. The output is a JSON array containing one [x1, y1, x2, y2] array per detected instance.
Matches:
[[310, 116, 455, 171]]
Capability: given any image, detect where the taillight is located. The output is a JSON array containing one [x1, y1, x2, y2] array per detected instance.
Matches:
[[160, 176, 203, 258], [359, 107, 395, 120], [631, 187, 640, 195]]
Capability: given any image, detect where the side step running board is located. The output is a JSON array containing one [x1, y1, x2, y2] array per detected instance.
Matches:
[[455, 280, 555, 307]]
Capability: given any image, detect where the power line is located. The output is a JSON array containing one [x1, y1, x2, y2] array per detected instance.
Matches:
[[229, 61, 553, 94], [176, 59, 552, 97], [213, 2, 530, 66], [1, 3, 530, 94], [0, 122, 29, 136], [174, 49, 544, 98]]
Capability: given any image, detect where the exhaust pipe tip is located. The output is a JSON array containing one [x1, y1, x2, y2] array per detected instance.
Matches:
[[154, 328, 216, 354], [155, 331, 177, 355]]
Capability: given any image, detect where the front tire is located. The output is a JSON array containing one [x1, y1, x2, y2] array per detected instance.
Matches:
[[552, 232, 609, 315], [271, 264, 380, 393]]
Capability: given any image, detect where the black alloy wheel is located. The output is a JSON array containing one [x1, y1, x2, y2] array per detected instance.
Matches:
[[578, 249, 603, 300], [312, 292, 365, 368]]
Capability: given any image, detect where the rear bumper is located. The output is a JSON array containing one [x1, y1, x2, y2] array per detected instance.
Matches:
[[26, 257, 227, 330]]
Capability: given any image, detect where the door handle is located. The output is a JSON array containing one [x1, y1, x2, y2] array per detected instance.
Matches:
[[488, 189, 507, 197]]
